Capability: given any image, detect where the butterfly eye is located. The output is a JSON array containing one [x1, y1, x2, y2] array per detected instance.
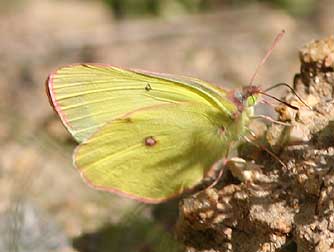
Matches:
[[234, 91, 243, 103]]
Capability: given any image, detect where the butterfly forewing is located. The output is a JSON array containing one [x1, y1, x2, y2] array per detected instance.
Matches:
[[47, 64, 238, 142]]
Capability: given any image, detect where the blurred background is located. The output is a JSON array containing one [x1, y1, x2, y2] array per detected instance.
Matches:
[[0, 0, 332, 251]]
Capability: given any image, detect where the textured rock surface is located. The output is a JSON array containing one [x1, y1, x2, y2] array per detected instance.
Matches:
[[177, 36, 334, 252]]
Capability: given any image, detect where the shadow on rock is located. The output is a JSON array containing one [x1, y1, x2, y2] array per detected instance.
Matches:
[[72, 216, 183, 252]]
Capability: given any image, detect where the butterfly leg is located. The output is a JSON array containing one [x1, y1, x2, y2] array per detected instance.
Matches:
[[207, 159, 228, 188], [250, 115, 292, 126], [206, 157, 271, 190]]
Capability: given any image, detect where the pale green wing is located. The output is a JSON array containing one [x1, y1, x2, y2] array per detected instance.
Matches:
[[74, 103, 240, 203], [47, 64, 237, 142]]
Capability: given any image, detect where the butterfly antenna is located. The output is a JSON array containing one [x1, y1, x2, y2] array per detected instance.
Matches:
[[249, 30, 286, 86], [243, 135, 286, 168], [258, 91, 299, 110], [264, 82, 312, 110], [250, 115, 292, 126]]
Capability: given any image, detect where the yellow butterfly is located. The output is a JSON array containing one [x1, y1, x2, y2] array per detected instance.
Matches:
[[46, 32, 286, 203]]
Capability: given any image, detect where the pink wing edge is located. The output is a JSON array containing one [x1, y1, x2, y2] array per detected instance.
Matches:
[[46, 65, 77, 136], [45, 63, 141, 138]]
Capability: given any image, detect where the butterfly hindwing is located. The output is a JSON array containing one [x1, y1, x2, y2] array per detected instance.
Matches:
[[74, 103, 235, 203]]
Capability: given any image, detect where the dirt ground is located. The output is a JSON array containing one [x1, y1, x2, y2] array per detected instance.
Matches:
[[0, 0, 333, 251]]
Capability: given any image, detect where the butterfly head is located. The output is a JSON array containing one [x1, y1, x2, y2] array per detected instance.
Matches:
[[233, 85, 261, 112]]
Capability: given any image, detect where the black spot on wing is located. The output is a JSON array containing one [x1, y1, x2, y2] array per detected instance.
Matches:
[[145, 83, 152, 91]]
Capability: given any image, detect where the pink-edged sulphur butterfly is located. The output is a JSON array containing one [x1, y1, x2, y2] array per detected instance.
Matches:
[[46, 31, 286, 203]]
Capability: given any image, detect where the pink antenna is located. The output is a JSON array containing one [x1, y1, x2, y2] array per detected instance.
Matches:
[[249, 30, 286, 86]]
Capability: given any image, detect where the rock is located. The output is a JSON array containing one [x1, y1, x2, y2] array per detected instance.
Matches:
[[177, 36, 334, 252]]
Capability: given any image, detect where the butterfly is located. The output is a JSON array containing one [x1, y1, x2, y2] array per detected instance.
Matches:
[[46, 31, 288, 203]]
